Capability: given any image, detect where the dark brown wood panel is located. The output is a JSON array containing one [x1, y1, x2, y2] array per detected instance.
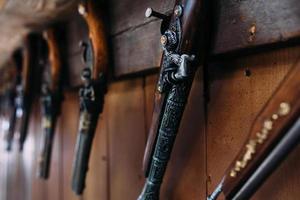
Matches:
[[113, 21, 162, 77], [110, 0, 300, 77], [60, 92, 82, 200], [212, 0, 300, 55], [106, 78, 146, 200], [83, 102, 109, 200], [31, 105, 48, 200], [108, 0, 174, 35], [207, 46, 300, 199]]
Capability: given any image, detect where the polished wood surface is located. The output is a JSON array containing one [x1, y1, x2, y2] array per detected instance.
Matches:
[[207, 46, 300, 200], [79, 0, 108, 79], [222, 58, 300, 198], [44, 28, 62, 92]]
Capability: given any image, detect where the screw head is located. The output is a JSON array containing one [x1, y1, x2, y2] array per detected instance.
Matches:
[[278, 102, 291, 116], [174, 5, 183, 17], [78, 4, 87, 16], [145, 8, 153, 18], [160, 35, 168, 46]]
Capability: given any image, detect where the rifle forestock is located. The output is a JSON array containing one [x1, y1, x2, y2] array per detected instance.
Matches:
[[208, 60, 300, 200], [139, 0, 208, 199]]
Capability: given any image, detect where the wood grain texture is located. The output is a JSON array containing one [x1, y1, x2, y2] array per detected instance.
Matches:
[[83, 99, 109, 200], [60, 92, 82, 200], [207, 46, 300, 199], [108, 0, 174, 35], [109, 0, 300, 77], [212, 0, 300, 55], [113, 21, 163, 77], [65, 15, 89, 87], [0, 0, 78, 68], [106, 78, 146, 200], [31, 105, 48, 200], [109, 0, 175, 76]]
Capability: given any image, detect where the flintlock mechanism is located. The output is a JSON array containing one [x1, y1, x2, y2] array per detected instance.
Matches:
[[138, 0, 209, 199]]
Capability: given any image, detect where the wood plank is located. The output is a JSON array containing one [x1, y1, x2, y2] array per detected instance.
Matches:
[[5, 101, 37, 200], [207, 46, 300, 199], [60, 91, 82, 200], [83, 99, 109, 200], [110, 0, 300, 77], [45, 112, 63, 200], [113, 21, 162, 77], [108, 0, 174, 35], [212, 0, 300, 55], [31, 104, 48, 200], [106, 78, 146, 200]]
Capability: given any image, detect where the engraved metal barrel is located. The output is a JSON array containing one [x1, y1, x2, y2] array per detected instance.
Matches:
[[138, 0, 207, 199], [138, 82, 191, 200]]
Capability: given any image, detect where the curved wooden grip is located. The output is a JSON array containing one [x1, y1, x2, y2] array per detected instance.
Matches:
[[44, 28, 62, 93], [222, 60, 300, 198], [22, 38, 31, 93], [79, 0, 108, 80]]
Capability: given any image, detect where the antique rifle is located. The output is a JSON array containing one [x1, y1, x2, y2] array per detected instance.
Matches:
[[208, 60, 300, 200], [37, 28, 63, 179], [6, 50, 22, 151], [71, 0, 108, 195], [17, 35, 39, 151], [138, 0, 209, 199]]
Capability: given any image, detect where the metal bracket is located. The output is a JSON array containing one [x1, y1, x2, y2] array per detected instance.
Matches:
[[153, 5, 195, 93]]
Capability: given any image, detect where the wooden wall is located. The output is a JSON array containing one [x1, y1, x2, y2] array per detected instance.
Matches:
[[0, 45, 300, 200], [0, 0, 300, 200]]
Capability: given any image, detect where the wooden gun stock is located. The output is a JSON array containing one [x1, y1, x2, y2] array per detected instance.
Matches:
[[71, 0, 108, 195], [78, 0, 108, 78], [208, 60, 300, 200], [37, 28, 63, 179]]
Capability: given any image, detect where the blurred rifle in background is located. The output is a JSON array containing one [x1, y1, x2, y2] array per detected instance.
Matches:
[[208, 60, 300, 200], [37, 27, 64, 179], [71, 0, 109, 195]]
